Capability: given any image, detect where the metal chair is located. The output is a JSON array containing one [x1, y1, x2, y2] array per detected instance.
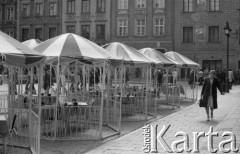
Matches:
[[9, 114, 17, 148], [0, 114, 17, 154]]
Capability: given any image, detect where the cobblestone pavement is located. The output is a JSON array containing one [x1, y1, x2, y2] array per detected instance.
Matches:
[[0, 146, 31, 154], [85, 86, 240, 154]]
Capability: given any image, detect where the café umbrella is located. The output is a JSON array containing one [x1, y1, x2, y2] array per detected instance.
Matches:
[[34, 33, 121, 64], [139, 48, 179, 68], [0, 31, 45, 67], [165, 51, 200, 68], [22, 39, 42, 49], [103, 42, 157, 67]]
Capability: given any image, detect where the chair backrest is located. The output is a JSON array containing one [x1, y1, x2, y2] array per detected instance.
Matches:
[[11, 114, 17, 130]]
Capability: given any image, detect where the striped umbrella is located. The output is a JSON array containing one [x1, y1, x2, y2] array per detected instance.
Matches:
[[22, 39, 41, 49], [139, 48, 179, 67], [34, 33, 121, 64], [103, 42, 156, 66], [0, 31, 45, 67], [165, 51, 200, 68]]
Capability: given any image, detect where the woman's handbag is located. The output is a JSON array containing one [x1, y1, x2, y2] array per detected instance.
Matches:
[[199, 98, 204, 107]]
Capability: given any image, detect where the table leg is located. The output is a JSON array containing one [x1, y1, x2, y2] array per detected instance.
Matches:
[[3, 137, 6, 154]]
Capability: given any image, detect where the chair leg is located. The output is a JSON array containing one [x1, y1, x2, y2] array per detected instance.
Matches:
[[3, 137, 6, 154]]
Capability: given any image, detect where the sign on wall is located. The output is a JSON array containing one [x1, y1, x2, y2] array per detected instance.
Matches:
[[195, 25, 206, 42]]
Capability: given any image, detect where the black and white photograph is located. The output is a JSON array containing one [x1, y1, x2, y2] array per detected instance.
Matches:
[[0, 0, 240, 153]]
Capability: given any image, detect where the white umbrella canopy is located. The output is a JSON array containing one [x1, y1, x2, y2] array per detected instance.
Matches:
[[0, 31, 45, 67], [103, 42, 157, 66], [139, 48, 179, 68], [22, 39, 41, 49], [165, 51, 200, 68], [34, 33, 121, 64]]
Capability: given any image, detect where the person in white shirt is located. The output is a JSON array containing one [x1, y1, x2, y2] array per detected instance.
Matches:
[[49, 86, 57, 96], [228, 69, 234, 89], [172, 69, 178, 85]]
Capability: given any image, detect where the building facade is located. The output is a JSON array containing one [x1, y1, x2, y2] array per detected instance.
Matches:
[[18, 0, 62, 42], [62, 0, 111, 45], [110, 0, 174, 51], [0, 0, 18, 38], [174, 0, 240, 71]]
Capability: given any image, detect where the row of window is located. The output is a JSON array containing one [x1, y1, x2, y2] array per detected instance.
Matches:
[[117, 18, 165, 36], [21, 24, 106, 41], [21, 27, 57, 41], [3, 0, 221, 20], [183, 26, 219, 43], [118, 0, 219, 12], [66, 24, 105, 40], [184, 0, 219, 12], [21, 3, 57, 17], [67, 0, 105, 13], [67, 0, 165, 13], [118, 0, 165, 9], [65, 18, 165, 37]]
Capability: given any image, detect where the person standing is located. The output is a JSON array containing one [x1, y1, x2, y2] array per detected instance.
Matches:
[[201, 70, 224, 121], [198, 70, 204, 86], [228, 69, 234, 89], [189, 69, 196, 89], [172, 69, 178, 85]]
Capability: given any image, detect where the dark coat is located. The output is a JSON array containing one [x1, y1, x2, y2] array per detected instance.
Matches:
[[201, 77, 222, 109]]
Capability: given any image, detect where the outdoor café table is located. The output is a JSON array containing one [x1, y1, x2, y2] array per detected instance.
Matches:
[[116, 95, 135, 104], [60, 102, 89, 132], [0, 115, 8, 153]]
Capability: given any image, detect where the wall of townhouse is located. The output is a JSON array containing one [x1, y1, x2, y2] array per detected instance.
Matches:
[[174, 0, 240, 70], [19, 0, 62, 41], [110, 0, 174, 50], [62, 0, 111, 44]]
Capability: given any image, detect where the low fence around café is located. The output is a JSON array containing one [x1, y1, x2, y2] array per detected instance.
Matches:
[[40, 105, 102, 140], [0, 107, 40, 154], [154, 85, 180, 109]]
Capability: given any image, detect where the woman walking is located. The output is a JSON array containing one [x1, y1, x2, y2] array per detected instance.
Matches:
[[201, 70, 224, 121]]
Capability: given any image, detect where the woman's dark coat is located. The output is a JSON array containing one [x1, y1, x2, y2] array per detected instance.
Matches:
[[201, 77, 222, 109]]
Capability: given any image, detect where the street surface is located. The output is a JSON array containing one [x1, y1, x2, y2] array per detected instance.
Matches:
[[85, 86, 240, 154]]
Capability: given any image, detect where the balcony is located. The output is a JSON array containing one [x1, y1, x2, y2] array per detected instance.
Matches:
[[96, 12, 106, 20], [80, 12, 91, 21], [135, 9, 146, 15], [66, 13, 76, 21], [153, 8, 165, 14], [117, 9, 128, 15]]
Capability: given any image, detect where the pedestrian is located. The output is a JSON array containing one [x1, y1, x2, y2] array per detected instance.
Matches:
[[228, 69, 234, 89], [236, 70, 240, 85], [172, 69, 178, 85], [201, 70, 224, 121], [188, 69, 196, 89], [198, 70, 204, 86], [219, 69, 226, 92]]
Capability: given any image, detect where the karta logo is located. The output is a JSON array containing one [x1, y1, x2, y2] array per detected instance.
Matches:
[[142, 125, 239, 153]]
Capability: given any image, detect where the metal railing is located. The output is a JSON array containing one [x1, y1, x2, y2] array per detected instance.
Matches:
[[0, 108, 40, 154]]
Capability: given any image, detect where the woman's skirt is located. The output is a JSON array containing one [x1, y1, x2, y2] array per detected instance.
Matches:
[[207, 96, 214, 108]]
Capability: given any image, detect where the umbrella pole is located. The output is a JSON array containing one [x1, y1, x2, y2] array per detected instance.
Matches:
[[114, 67, 117, 128], [99, 62, 106, 139], [29, 67, 34, 146], [67, 63, 70, 93], [54, 57, 60, 139], [94, 66, 96, 90], [193, 69, 196, 102], [88, 65, 90, 100], [145, 67, 149, 120], [37, 64, 43, 154], [166, 69, 169, 104], [83, 65, 86, 101], [119, 64, 124, 132], [74, 60, 77, 98], [50, 65, 52, 88]]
